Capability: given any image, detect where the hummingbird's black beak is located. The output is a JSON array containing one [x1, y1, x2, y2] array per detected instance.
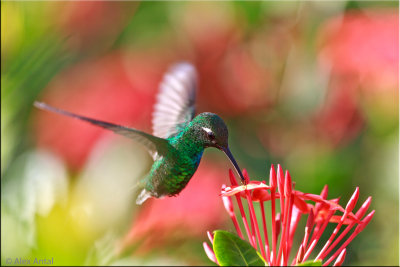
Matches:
[[222, 146, 246, 184]]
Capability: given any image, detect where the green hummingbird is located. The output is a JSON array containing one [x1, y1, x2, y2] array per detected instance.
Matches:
[[34, 62, 245, 204]]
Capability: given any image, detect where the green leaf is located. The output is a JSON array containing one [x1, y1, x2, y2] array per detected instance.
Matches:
[[296, 260, 322, 266], [233, 1, 264, 28], [213, 230, 265, 266]]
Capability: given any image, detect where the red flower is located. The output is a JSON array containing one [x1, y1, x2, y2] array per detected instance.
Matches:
[[204, 164, 374, 266], [314, 81, 365, 147], [318, 9, 398, 90], [315, 9, 398, 145]]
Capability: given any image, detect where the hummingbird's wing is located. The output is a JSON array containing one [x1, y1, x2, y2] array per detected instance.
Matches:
[[152, 62, 197, 139], [34, 102, 170, 160]]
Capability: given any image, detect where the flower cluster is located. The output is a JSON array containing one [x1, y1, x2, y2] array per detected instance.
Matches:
[[204, 164, 374, 266]]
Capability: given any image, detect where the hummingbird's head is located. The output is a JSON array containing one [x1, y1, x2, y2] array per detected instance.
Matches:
[[193, 112, 229, 149], [192, 112, 246, 183]]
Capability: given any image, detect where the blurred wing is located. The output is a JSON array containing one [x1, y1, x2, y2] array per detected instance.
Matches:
[[34, 102, 170, 160], [152, 62, 197, 139]]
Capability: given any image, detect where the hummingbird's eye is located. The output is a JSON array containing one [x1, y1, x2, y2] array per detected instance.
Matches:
[[208, 132, 216, 141], [202, 127, 216, 143]]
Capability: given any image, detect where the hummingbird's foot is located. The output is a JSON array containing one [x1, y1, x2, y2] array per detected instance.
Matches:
[[136, 189, 152, 205]]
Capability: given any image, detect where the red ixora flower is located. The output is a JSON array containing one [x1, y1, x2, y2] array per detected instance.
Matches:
[[204, 164, 374, 266]]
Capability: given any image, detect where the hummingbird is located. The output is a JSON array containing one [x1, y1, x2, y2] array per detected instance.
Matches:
[[34, 62, 245, 204]]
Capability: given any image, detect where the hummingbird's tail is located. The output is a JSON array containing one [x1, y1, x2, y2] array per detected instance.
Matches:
[[33, 101, 170, 162]]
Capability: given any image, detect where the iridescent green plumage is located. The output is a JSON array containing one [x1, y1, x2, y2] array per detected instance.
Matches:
[[143, 112, 229, 198], [34, 62, 245, 205]]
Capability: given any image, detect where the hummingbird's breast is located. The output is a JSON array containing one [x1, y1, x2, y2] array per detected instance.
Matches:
[[144, 132, 205, 197], [146, 151, 203, 197]]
